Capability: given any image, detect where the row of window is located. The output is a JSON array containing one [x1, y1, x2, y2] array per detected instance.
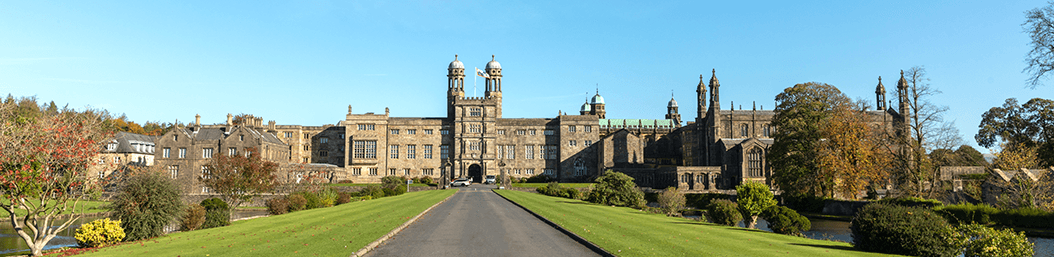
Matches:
[[496, 145, 560, 160], [738, 124, 773, 138], [388, 145, 435, 159], [161, 147, 247, 158], [166, 165, 212, 193], [349, 167, 436, 176]]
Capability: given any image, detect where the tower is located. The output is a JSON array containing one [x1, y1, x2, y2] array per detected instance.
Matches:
[[447, 55, 466, 117], [580, 98, 591, 115], [897, 70, 910, 124], [666, 93, 681, 126], [707, 69, 721, 141], [590, 87, 606, 119], [696, 74, 707, 122], [875, 76, 886, 110]]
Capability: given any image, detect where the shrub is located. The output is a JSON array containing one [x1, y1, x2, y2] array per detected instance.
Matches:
[[657, 188, 686, 216], [524, 174, 551, 183], [266, 197, 289, 215], [359, 185, 385, 199], [958, 224, 1034, 257], [179, 204, 206, 231], [420, 176, 434, 185], [336, 192, 353, 205], [706, 199, 742, 226], [934, 203, 999, 225], [783, 194, 827, 213], [992, 207, 1054, 228], [109, 171, 185, 241], [382, 185, 407, 197], [877, 196, 943, 208], [318, 188, 338, 207], [586, 171, 644, 208], [200, 198, 230, 229], [851, 203, 961, 257], [685, 193, 730, 210], [381, 176, 406, 189], [287, 194, 307, 212], [295, 191, 322, 209], [75, 218, 125, 248], [537, 182, 581, 199], [761, 205, 810, 235], [736, 182, 776, 229]]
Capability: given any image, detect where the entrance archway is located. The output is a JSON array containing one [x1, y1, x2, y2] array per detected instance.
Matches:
[[468, 164, 483, 183]]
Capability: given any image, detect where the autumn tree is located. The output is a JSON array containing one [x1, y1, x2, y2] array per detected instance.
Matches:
[[0, 100, 112, 256], [991, 143, 1053, 209], [976, 98, 1054, 166], [817, 100, 892, 199], [893, 67, 963, 197], [200, 148, 279, 215], [1024, 1, 1054, 88], [769, 82, 851, 197]]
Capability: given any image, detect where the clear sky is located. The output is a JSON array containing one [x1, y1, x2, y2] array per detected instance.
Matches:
[[2, 1, 1051, 150]]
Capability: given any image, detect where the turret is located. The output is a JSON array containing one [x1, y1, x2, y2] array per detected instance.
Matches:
[[666, 94, 681, 126], [875, 76, 886, 110], [696, 74, 707, 122]]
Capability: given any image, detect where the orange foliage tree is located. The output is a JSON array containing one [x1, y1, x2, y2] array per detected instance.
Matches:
[[817, 103, 892, 199], [200, 148, 279, 214]]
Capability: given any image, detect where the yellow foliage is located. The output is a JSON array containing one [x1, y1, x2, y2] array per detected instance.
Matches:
[[74, 218, 125, 248]]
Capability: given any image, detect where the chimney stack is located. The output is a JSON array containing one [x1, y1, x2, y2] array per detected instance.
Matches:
[[195, 114, 201, 126], [226, 113, 233, 126]]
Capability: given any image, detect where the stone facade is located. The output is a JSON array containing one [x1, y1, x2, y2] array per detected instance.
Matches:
[[91, 131, 158, 181]]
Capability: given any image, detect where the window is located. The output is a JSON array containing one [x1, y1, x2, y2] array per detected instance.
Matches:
[[585, 125, 592, 132], [740, 124, 749, 137], [529, 130, 536, 135], [201, 166, 211, 179], [321, 137, 329, 144], [507, 145, 515, 159], [285, 132, 293, 138], [369, 168, 378, 176], [320, 151, 329, 157], [339, 133, 345, 139], [303, 157, 308, 163], [390, 145, 399, 158], [203, 148, 214, 158], [498, 130, 505, 135], [543, 169, 554, 176], [525, 145, 534, 159], [423, 168, 433, 176], [178, 148, 186, 158], [514, 169, 521, 175], [353, 140, 377, 159], [229, 147, 237, 156], [517, 130, 526, 135], [403, 169, 410, 176], [569, 140, 577, 147], [469, 107, 482, 116], [240, 135, 245, 141], [574, 158, 586, 176], [546, 145, 558, 159], [440, 145, 449, 159], [407, 129, 416, 135], [423, 145, 433, 159], [441, 129, 449, 135], [106, 141, 117, 151], [174, 135, 178, 141], [425, 129, 433, 135], [568, 126, 577, 132], [391, 129, 399, 135], [163, 148, 171, 158], [304, 134, 310, 139], [527, 168, 535, 175], [543, 129, 554, 135], [469, 124, 481, 133], [358, 124, 375, 130], [763, 124, 771, 137], [407, 145, 416, 159], [168, 165, 179, 179], [388, 168, 397, 176], [352, 168, 362, 176], [469, 141, 480, 151], [748, 148, 764, 177], [585, 140, 592, 147]]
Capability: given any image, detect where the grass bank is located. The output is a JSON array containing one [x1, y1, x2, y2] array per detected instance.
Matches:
[[75, 189, 456, 257], [511, 183, 594, 189], [495, 190, 892, 257]]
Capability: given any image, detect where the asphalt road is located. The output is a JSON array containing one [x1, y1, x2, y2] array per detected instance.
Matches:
[[365, 185, 601, 257]]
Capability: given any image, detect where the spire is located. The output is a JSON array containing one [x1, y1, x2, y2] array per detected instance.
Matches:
[[876, 76, 885, 94], [709, 68, 720, 86]]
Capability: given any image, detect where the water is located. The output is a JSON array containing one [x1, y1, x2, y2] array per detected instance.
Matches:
[[0, 217, 89, 256]]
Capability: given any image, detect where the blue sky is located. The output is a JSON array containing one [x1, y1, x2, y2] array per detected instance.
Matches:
[[2, 1, 1052, 150]]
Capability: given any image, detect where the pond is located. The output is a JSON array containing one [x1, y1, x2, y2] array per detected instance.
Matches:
[[0, 216, 88, 256]]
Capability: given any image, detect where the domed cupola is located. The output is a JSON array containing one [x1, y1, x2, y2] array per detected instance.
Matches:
[[486, 55, 501, 70], [449, 55, 464, 70], [668, 97, 678, 108], [580, 101, 591, 113], [591, 93, 605, 105]]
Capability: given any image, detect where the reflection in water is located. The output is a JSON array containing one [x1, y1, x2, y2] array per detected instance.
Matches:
[[0, 217, 88, 256]]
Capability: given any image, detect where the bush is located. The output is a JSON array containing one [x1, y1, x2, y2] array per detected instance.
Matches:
[[851, 203, 961, 257], [109, 171, 185, 241], [382, 185, 407, 197], [706, 199, 742, 226], [179, 204, 206, 231], [200, 198, 230, 229], [75, 218, 125, 248], [783, 194, 827, 213], [935, 203, 999, 225], [736, 182, 776, 229], [761, 206, 810, 235], [287, 194, 307, 212], [336, 192, 353, 205], [586, 171, 644, 208], [877, 196, 943, 208], [958, 224, 1034, 257], [381, 176, 406, 189], [360, 185, 385, 199], [318, 188, 338, 207], [294, 191, 322, 209], [524, 174, 551, 183], [657, 188, 686, 216], [419, 176, 434, 185], [266, 197, 289, 215], [991, 207, 1054, 228], [537, 183, 581, 199]]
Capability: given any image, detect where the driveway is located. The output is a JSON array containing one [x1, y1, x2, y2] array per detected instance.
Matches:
[[365, 185, 600, 257]]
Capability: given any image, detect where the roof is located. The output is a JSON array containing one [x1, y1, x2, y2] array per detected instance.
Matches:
[[599, 119, 676, 129], [486, 55, 501, 69], [449, 55, 464, 69], [107, 132, 157, 154]]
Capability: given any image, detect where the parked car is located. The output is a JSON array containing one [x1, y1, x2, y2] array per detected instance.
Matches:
[[450, 178, 471, 187], [485, 175, 496, 184]]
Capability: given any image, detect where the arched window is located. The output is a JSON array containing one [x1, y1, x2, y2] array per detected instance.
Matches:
[[740, 124, 749, 137], [574, 158, 586, 176], [762, 124, 771, 137], [748, 148, 763, 177]]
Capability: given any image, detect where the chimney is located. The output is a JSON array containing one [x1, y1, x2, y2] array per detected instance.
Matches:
[[226, 113, 233, 126], [195, 114, 201, 126]]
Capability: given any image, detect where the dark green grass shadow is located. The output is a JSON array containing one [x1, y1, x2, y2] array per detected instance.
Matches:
[[789, 243, 863, 252]]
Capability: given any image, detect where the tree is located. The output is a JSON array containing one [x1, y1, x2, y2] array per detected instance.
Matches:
[[769, 82, 851, 197], [991, 143, 1052, 209], [817, 100, 892, 199], [109, 169, 185, 241], [976, 98, 1054, 166], [1024, 2, 1054, 88], [657, 187, 686, 216], [895, 66, 962, 197], [736, 181, 776, 229], [200, 148, 279, 216], [586, 171, 644, 208], [0, 102, 112, 256]]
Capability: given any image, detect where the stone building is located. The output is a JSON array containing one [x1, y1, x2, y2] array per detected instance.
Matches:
[[91, 131, 158, 180]]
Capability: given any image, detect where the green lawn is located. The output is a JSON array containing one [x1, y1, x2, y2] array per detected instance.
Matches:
[[2, 199, 110, 218], [495, 190, 894, 257], [511, 183, 594, 189], [328, 183, 435, 187], [75, 189, 456, 257]]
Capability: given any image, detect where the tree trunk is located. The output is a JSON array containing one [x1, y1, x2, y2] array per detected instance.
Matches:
[[745, 215, 758, 229]]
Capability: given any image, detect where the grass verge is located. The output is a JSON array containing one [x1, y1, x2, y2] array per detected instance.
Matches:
[[328, 183, 435, 188], [74, 189, 456, 257], [495, 190, 893, 257], [511, 183, 594, 189]]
